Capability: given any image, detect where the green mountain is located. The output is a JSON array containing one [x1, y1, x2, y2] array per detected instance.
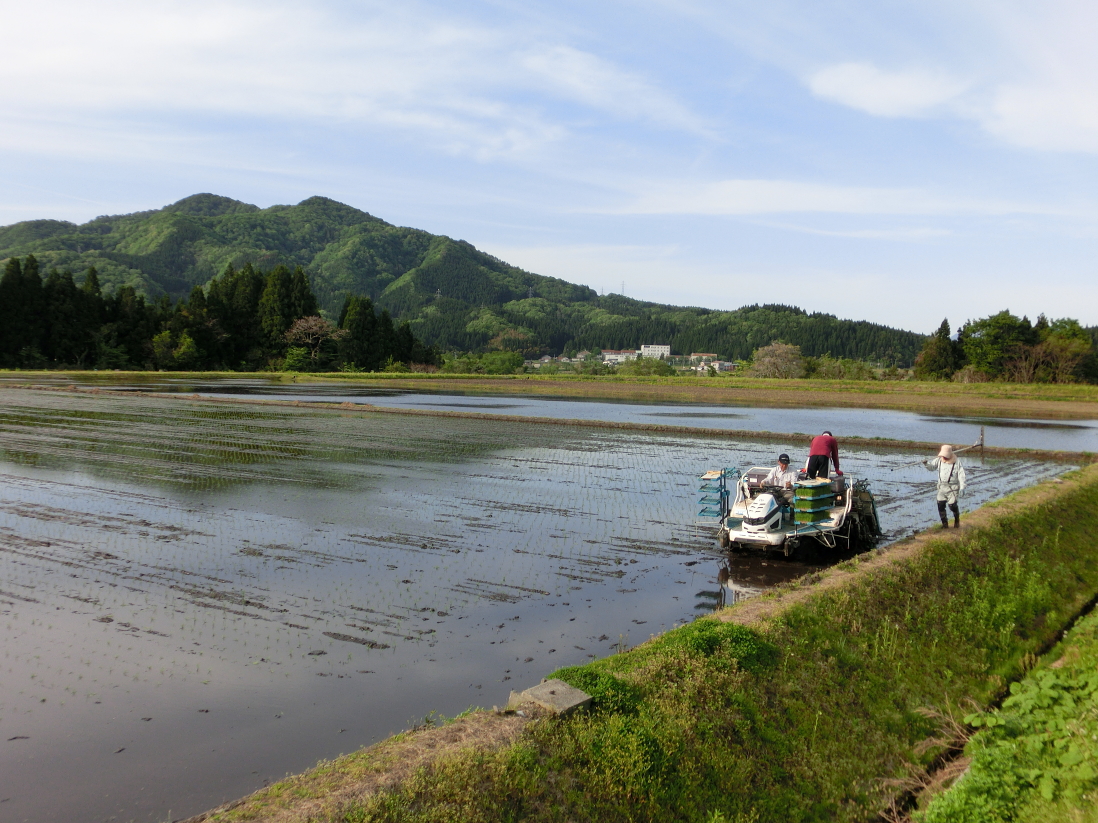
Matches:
[[0, 194, 925, 364]]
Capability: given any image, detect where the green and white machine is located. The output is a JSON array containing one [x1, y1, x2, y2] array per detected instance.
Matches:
[[707, 467, 881, 557]]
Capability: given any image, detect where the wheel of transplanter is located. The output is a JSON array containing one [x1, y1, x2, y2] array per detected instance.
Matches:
[[783, 541, 795, 558], [718, 529, 730, 549]]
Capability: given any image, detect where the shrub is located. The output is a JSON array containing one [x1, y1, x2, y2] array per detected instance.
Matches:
[[282, 346, 311, 371], [551, 666, 642, 714]]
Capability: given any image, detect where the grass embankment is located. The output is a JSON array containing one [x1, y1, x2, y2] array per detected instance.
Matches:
[[7, 369, 1098, 419], [197, 464, 1098, 823], [917, 609, 1098, 822]]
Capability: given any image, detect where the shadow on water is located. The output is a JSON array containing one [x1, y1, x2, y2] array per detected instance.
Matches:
[[0, 386, 1078, 823], [919, 416, 1092, 430]]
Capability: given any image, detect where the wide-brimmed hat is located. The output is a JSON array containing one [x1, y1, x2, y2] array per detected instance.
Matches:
[[938, 444, 955, 460]]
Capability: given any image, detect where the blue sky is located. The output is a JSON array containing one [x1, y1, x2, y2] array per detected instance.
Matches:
[[3, 0, 1097, 332]]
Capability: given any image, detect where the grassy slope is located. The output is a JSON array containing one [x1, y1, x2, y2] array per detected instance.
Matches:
[[917, 610, 1098, 822], [198, 464, 1098, 823]]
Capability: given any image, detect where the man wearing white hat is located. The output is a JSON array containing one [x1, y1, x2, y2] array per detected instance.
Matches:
[[924, 444, 966, 528]]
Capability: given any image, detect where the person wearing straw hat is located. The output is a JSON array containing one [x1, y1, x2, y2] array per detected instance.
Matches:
[[924, 444, 967, 528]]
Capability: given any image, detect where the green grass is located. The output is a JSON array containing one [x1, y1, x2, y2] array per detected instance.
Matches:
[[917, 608, 1098, 823], [334, 465, 1098, 822]]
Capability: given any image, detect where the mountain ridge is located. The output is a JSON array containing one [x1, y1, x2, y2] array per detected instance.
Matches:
[[0, 194, 926, 363]]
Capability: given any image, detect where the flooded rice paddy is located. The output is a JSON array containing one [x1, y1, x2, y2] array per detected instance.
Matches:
[[16, 374, 1094, 452], [0, 387, 1074, 822], [4, 379, 1093, 454]]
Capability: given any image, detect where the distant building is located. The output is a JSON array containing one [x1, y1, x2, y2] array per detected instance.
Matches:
[[601, 349, 637, 365], [695, 360, 737, 373], [640, 344, 671, 359], [575, 350, 592, 361], [690, 352, 720, 363]]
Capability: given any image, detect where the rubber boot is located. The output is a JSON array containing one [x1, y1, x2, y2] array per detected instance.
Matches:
[[937, 500, 949, 528], [950, 503, 960, 528]]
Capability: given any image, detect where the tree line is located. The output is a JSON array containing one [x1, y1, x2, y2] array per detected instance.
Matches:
[[481, 302, 924, 366], [914, 312, 1097, 383], [0, 256, 438, 371]]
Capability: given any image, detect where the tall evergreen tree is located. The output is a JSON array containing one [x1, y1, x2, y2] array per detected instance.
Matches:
[[393, 321, 416, 364], [0, 257, 22, 365], [913, 319, 960, 380], [289, 267, 318, 319], [81, 266, 101, 296], [42, 269, 85, 365], [337, 294, 379, 369], [14, 255, 46, 363], [376, 309, 396, 366], [258, 265, 294, 348]]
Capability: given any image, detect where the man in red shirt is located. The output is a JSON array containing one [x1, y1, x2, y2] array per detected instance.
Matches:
[[807, 430, 841, 479]]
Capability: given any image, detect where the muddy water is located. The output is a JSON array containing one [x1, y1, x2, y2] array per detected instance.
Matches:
[[13, 374, 1093, 452], [0, 388, 1073, 822]]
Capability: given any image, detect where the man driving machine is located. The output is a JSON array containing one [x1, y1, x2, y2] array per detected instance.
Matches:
[[763, 453, 797, 503]]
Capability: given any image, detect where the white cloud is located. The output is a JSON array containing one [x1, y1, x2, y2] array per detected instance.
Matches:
[[521, 46, 707, 132], [984, 85, 1098, 153], [0, 1, 701, 164], [613, 179, 1073, 217], [808, 63, 967, 118], [753, 221, 953, 240], [974, 0, 1098, 152], [798, 4, 1098, 152]]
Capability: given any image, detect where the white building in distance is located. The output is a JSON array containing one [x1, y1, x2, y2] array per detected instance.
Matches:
[[695, 360, 737, 373], [639, 344, 671, 359], [601, 349, 637, 365]]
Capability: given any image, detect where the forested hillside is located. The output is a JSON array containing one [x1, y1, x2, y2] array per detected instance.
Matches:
[[0, 194, 926, 364], [0, 255, 436, 371]]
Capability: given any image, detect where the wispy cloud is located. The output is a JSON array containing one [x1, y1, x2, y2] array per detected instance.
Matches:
[[808, 63, 967, 118], [0, 1, 703, 163], [800, 3, 1098, 152], [752, 221, 953, 240], [521, 46, 708, 133], [611, 179, 1079, 218]]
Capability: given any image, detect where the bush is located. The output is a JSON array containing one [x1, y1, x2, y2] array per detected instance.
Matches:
[[551, 666, 642, 714], [616, 356, 675, 377], [749, 342, 805, 378], [651, 620, 778, 672], [282, 347, 311, 371]]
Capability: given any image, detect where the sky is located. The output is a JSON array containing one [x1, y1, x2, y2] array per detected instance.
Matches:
[[3, 0, 1098, 332]]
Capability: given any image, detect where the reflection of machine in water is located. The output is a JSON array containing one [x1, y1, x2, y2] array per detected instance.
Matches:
[[714, 563, 764, 609], [699, 467, 881, 557]]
